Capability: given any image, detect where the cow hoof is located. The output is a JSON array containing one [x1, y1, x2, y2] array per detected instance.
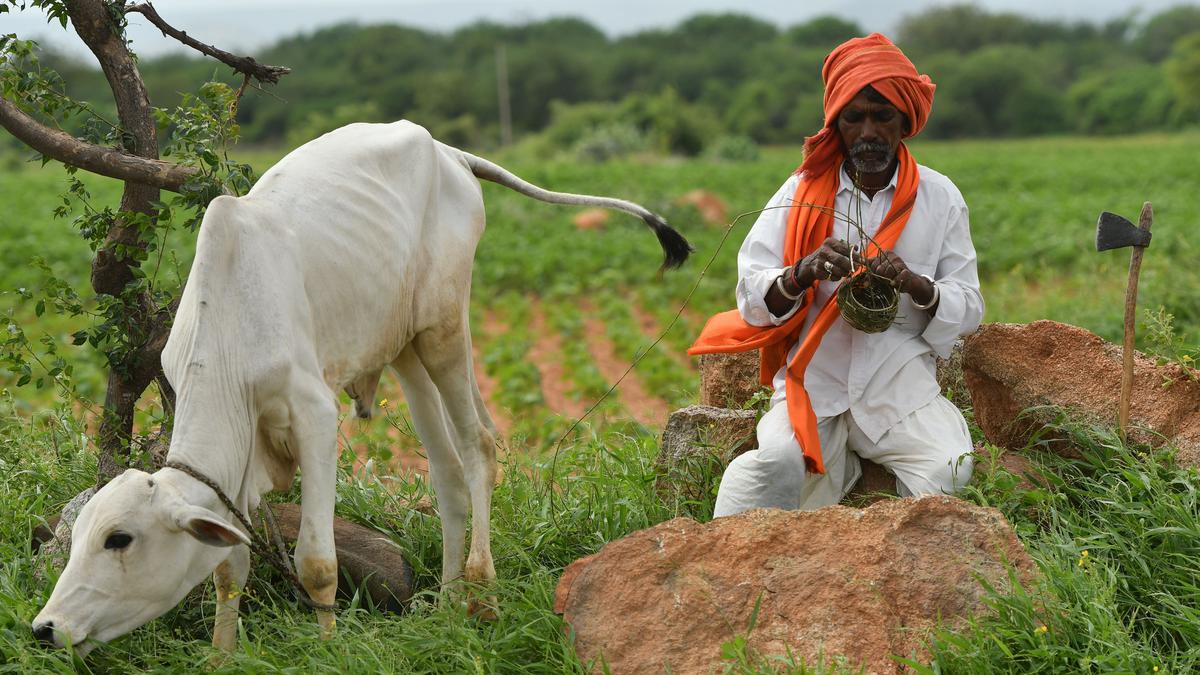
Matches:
[[467, 596, 499, 621], [317, 610, 336, 640]]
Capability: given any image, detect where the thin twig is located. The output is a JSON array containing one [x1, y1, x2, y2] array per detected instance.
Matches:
[[124, 3, 291, 85]]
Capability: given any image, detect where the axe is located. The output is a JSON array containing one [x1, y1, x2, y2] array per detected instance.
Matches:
[[1095, 203, 1153, 443]]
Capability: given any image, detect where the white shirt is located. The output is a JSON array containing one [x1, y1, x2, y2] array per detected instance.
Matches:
[[735, 164, 984, 443]]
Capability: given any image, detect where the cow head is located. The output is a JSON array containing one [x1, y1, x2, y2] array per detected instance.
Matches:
[[32, 469, 248, 655]]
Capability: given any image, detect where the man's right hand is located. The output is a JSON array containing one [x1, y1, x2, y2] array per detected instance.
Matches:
[[793, 238, 854, 287]]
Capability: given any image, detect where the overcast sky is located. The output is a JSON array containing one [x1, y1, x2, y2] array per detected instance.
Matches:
[[3, 0, 1190, 60]]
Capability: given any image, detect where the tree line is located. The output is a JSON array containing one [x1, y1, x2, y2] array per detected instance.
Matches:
[[16, 3, 1200, 156]]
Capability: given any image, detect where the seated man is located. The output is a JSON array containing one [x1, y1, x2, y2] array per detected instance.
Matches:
[[690, 33, 983, 517]]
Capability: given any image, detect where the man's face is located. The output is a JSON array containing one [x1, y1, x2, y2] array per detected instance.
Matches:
[[837, 87, 908, 176]]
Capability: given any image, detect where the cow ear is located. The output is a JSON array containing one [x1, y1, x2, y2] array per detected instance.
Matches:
[[175, 506, 251, 548]]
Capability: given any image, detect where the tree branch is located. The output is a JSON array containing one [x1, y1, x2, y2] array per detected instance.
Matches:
[[125, 2, 291, 85], [0, 95, 198, 191]]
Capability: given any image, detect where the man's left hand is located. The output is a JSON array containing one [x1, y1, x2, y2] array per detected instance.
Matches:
[[867, 251, 933, 301]]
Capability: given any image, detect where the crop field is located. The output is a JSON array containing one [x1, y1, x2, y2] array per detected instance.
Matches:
[[2, 133, 1200, 671]]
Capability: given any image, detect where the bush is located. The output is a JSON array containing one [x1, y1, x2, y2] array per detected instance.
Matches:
[[573, 123, 648, 162], [285, 101, 387, 148], [1067, 65, 1177, 134], [534, 89, 720, 158], [704, 135, 760, 162]]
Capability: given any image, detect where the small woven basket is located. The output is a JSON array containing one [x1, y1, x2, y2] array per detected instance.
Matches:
[[836, 270, 899, 334]]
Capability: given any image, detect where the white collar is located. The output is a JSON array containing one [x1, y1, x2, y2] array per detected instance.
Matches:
[[837, 162, 899, 195]]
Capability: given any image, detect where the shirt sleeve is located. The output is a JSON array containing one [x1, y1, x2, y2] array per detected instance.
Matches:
[[921, 201, 985, 357], [736, 175, 806, 327]]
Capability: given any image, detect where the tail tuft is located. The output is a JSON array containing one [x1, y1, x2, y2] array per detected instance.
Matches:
[[646, 214, 693, 270]]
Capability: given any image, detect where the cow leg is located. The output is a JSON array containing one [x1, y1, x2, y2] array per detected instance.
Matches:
[[414, 322, 497, 616], [392, 346, 469, 587], [465, 330, 500, 443], [212, 545, 249, 653], [289, 383, 341, 638]]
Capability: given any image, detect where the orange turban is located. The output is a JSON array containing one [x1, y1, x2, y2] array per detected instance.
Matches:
[[688, 34, 935, 476], [798, 33, 936, 179]]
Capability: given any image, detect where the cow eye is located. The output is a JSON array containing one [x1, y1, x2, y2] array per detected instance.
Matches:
[[104, 532, 133, 550]]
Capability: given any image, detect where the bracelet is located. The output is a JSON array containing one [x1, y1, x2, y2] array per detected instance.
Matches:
[[910, 274, 939, 310], [775, 271, 803, 301]]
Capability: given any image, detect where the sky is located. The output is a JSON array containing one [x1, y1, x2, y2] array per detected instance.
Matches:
[[2, 0, 1190, 60]]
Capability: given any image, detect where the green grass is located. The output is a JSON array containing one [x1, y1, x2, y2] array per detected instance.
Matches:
[[916, 421, 1200, 673], [5, 396, 1200, 671]]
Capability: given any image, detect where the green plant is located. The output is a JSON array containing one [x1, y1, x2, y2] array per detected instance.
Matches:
[[705, 135, 761, 162], [1144, 306, 1198, 383]]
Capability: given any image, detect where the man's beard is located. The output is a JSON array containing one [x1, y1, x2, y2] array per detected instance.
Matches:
[[847, 140, 895, 174]]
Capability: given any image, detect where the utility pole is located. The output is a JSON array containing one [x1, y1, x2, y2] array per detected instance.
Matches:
[[496, 43, 513, 147]]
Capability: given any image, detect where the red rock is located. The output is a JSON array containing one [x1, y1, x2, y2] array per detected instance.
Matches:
[[697, 351, 763, 409], [676, 189, 728, 226], [573, 208, 609, 231], [556, 497, 1035, 674], [963, 321, 1200, 465]]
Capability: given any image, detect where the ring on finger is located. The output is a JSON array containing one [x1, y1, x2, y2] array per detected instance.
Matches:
[[823, 260, 835, 277]]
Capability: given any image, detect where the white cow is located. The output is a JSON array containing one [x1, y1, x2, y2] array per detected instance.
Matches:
[[32, 121, 690, 655]]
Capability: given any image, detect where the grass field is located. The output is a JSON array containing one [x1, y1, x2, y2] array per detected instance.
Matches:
[[1, 133, 1199, 672]]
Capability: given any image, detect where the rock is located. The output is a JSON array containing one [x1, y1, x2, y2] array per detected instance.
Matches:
[[936, 338, 968, 405], [555, 497, 1035, 674], [656, 406, 758, 511], [267, 503, 414, 613], [34, 487, 97, 581], [698, 351, 763, 409], [573, 208, 609, 231], [843, 459, 897, 505], [963, 321, 1200, 464], [658, 405, 759, 461], [675, 189, 728, 226]]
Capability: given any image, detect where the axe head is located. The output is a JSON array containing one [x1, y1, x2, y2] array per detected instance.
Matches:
[[1096, 211, 1152, 251]]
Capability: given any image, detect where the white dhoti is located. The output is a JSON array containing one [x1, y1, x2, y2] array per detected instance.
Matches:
[[712, 395, 974, 518]]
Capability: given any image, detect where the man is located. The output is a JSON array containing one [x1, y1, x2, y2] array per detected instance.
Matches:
[[689, 33, 983, 517]]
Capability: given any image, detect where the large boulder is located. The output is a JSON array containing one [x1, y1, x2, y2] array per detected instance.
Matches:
[[556, 497, 1034, 674], [963, 321, 1200, 465]]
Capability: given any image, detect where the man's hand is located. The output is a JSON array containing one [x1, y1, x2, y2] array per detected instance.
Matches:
[[867, 251, 936, 307], [792, 238, 854, 287]]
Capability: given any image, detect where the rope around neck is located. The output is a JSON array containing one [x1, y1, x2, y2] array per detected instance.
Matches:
[[163, 460, 336, 612]]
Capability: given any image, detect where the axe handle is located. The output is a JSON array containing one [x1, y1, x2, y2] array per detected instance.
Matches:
[[1119, 201, 1153, 442]]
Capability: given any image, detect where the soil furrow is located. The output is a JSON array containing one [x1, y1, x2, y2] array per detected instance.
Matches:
[[579, 309, 671, 428]]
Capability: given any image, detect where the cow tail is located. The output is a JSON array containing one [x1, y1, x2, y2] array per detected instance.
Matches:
[[460, 150, 692, 270]]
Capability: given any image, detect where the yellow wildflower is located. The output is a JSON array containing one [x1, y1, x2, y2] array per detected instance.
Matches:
[[379, 398, 389, 408], [1035, 624, 1048, 634]]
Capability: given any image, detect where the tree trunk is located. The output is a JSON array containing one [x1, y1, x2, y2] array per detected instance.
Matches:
[[65, 0, 171, 484]]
